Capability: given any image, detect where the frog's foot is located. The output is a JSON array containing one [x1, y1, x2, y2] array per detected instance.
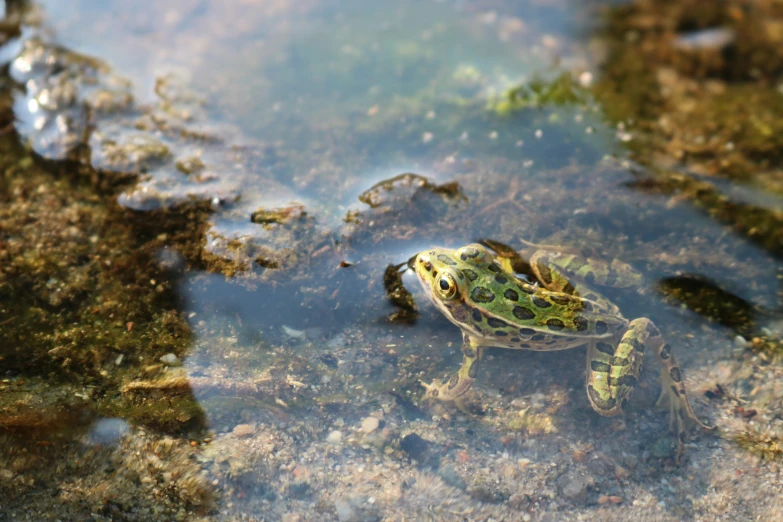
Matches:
[[656, 361, 715, 464], [421, 342, 482, 404], [420, 372, 474, 403], [649, 332, 714, 464]]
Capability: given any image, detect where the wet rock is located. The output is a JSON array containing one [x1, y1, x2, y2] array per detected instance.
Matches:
[[400, 433, 429, 462], [340, 172, 466, 244], [674, 28, 735, 51], [286, 481, 311, 499], [160, 353, 181, 366], [156, 247, 186, 273], [334, 498, 357, 522], [360, 416, 380, 434], [437, 464, 467, 490], [326, 430, 343, 444], [734, 335, 749, 349], [85, 417, 130, 445], [10, 36, 133, 160], [400, 432, 441, 469], [650, 436, 677, 460], [556, 471, 594, 503], [232, 424, 255, 438]]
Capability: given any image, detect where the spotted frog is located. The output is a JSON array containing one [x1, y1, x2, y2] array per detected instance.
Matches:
[[410, 242, 712, 462]]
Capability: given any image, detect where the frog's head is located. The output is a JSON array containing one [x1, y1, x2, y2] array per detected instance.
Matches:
[[411, 243, 493, 307]]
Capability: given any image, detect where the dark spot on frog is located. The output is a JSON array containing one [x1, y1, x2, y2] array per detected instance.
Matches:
[[462, 268, 478, 281], [532, 296, 551, 308], [487, 317, 509, 328], [437, 254, 457, 266], [494, 275, 508, 284], [595, 321, 608, 334], [587, 384, 616, 410], [546, 318, 565, 331], [519, 327, 536, 335], [503, 288, 519, 301], [468, 359, 479, 379], [471, 308, 482, 323], [596, 342, 614, 355], [487, 263, 502, 274], [471, 287, 495, 303], [573, 316, 589, 331], [512, 306, 535, 320]]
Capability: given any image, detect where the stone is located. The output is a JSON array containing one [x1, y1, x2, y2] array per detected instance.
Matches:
[[232, 424, 255, 437], [360, 416, 380, 433], [159, 353, 181, 366]]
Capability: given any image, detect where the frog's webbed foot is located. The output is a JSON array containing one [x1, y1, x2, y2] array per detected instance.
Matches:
[[648, 325, 714, 464], [421, 339, 482, 405], [656, 364, 715, 464], [420, 370, 475, 403]]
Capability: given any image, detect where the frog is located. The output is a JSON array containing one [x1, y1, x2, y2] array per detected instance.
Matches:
[[409, 242, 712, 463]]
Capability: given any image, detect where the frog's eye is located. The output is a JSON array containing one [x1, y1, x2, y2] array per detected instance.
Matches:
[[435, 272, 458, 300]]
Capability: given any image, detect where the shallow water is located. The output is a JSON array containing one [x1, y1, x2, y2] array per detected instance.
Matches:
[[2, 0, 783, 520]]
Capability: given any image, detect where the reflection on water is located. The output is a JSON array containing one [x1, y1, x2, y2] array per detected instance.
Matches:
[[2, 0, 783, 519]]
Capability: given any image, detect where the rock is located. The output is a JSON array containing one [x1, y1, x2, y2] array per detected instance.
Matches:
[[286, 481, 311, 499], [733, 335, 748, 349], [232, 424, 255, 438], [650, 436, 677, 459], [556, 471, 593, 503], [326, 430, 343, 444], [86, 417, 130, 445], [334, 498, 356, 522], [160, 353, 181, 366], [400, 433, 432, 464], [437, 464, 467, 490], [360, 416, 380, 433]]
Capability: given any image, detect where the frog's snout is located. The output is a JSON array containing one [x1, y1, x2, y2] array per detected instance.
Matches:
[[413, 253, 434, 275]]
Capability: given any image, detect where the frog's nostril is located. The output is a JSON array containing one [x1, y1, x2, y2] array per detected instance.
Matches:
[[424, 261, 432, 271]]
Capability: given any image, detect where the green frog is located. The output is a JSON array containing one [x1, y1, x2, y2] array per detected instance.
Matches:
[[409, 242, 712, 463]]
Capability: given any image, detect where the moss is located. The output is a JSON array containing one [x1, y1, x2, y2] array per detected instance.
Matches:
[[733, 431, 783, 461], [488, 73, 587, 116]]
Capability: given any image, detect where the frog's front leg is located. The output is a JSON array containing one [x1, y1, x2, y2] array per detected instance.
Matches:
[[421, 332, 483, 402]]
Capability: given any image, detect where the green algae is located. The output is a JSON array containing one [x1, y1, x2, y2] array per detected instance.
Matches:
[[488, 73, 587, 116]]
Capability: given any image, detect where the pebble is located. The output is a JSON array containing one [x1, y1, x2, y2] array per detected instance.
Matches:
[[326, 430, 343, 444], [557, 471, 593, 503], [232, 424, 255, 438], [437, 464, 467, 490], [334, 499, 356, 522], [733, 335, 748, 349], [360, 417, 379, 434], [159, 353, 181, 366]]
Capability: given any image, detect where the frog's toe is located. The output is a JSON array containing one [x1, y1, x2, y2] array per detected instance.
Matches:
[[420, 379, 444, 401]]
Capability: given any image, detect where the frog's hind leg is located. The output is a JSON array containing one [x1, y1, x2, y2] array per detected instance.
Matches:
[[529, 250, 642, 298], [585, 325, 646, 419], [421, 333, 483, 403]]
